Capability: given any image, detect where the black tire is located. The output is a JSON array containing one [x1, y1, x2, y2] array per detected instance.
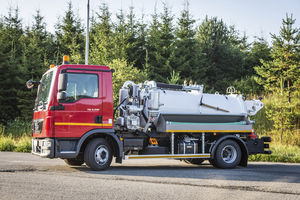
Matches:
[[84, 138, 113, 171], [209, 158, 216, 166], [64, 157, 84, 166], [212, 139, 242, 169], [184, 158, 205, 165]]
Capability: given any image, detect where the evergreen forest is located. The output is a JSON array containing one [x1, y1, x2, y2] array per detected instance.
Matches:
[[0, 2, 299, 150]]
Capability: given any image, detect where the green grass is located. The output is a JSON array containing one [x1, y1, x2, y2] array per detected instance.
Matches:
[[0, 120, 32, 152], [0, 135, 16, 151], [249, 144, 300, 163], [0, 135, 32, 153], [14, 136, 32, 152]]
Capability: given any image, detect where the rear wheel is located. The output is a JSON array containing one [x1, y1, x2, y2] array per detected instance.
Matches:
[[211, 139, 241, 169], [184, 158, 205, 165], [64, 157, 84, 166], [84, 138, 113, 171]]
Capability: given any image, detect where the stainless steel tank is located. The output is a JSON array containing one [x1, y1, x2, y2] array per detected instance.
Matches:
[[117, 81, 263, 132]]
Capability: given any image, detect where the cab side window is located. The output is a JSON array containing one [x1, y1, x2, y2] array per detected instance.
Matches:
[[62, 73, 98, 103]]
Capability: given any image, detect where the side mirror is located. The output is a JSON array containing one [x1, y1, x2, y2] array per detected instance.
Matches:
[[57, 73, 68, 103], [58, 73, 68, 92], [57, 91, 66, 103], [26, 80, 40, 89]]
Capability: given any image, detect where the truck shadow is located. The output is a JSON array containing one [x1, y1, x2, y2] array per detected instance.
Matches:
[[71, 162, 300, 184]]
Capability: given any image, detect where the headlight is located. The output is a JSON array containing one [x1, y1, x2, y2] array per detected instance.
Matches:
[[43, 140, 52, 147]]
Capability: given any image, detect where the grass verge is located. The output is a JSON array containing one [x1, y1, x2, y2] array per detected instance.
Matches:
[[14, 136, 32, 152], [0, 135, 32, 153], [0, 135, 16, 151]]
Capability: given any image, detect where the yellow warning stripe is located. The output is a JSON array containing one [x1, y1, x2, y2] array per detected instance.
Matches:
[[166, 130, 252, 133], [55, 122, 112, 127], [128, 154, 211, 159]]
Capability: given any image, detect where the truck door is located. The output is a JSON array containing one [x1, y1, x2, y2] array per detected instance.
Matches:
[[54, 71, 103, 138]]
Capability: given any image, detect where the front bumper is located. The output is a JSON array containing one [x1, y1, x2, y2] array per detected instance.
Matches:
[[32, 138, 55, 158]]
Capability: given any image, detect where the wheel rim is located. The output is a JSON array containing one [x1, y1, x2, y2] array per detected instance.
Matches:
[[94, 145, 109, 165], [221, 145, 237, 164]]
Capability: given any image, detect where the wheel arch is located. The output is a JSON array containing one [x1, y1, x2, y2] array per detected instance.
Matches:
[[75, 129, 123, 163], [210, 135, 248, 167]]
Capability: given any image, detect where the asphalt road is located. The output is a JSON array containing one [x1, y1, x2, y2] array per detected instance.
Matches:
[[0, 152, 299, 200]]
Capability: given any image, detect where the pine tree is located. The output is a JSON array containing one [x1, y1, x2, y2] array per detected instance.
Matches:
[[147, 4, 175, 82], [0, 8, 23, 123], [255, 14, 300, 143], [255, 14, 300, 98], [0, 22, 13, 124], [55, 2, 84, 64], [233, 37, 271, 96], [90, 3, 114, 65], [113, 9, 130, 61], [196, 16, 246, 92], [247, 37, 271, 75], [146, 8, 160, 80], [23, 10, 54, 79], [18, 10, 55, 120], [173, 1, 200, 83], [126, 7, 147, 70]]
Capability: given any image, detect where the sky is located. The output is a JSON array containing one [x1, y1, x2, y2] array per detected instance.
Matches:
[[0, 0, 299, 43]]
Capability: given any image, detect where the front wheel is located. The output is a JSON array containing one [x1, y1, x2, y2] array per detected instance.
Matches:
[[84, 138, 113, 170], [211, 139, 241, 169]]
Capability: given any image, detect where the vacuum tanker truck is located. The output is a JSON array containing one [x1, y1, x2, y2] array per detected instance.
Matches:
[[29, 56, 271, 170]]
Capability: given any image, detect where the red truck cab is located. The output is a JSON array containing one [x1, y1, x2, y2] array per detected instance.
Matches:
[[31, 59, 122, 165]]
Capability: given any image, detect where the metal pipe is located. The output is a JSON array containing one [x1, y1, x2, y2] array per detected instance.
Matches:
[[122, 80, 136, 89], [171, 133, 174, 155], [144, 80, 157, 89], [85, 0, 90, 65], [202, 132, 205, 154]]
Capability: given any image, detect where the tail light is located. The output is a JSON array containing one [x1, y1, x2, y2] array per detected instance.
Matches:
[[247, 129, 258, 139]]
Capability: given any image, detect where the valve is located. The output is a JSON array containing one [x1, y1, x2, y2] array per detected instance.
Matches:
[[226, 86, 236, 94]]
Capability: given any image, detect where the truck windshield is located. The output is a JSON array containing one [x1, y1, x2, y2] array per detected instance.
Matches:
[[35, 71, 54, 110]]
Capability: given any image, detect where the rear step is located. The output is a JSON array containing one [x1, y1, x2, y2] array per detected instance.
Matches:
[[125, 154, 211, 160]]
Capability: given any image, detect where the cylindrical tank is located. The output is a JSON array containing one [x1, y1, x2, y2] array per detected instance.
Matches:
[[157, 89, 247, 123], [118, 81, 263, 131]]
